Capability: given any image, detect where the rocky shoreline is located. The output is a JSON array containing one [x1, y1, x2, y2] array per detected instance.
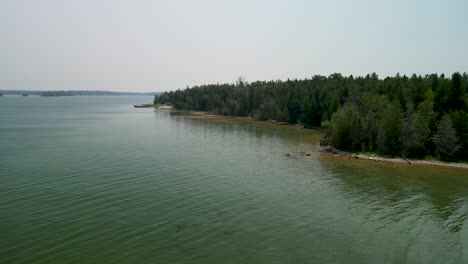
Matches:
[[321, 146, 468, 170]]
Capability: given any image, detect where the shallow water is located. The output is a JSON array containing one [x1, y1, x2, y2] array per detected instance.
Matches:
[[1, 95, 468, 263]]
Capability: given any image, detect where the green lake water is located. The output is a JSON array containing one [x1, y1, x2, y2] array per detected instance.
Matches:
[[1, 95, 468, 264]]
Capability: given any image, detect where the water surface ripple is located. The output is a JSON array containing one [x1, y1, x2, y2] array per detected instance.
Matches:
[[1, 96, 468, 264]]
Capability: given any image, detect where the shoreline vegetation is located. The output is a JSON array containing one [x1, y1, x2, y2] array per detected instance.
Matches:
[[154, 104, 173, 109], [154, 72, 468, 167], [134, 104, 173, 108]]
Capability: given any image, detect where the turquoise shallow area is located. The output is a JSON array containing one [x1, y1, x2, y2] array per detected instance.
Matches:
[[1, 95, 468, 264]]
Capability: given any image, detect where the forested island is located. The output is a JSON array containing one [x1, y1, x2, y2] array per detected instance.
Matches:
[[154, 73, 468, 162]]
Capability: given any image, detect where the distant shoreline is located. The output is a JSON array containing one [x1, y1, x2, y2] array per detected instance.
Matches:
[[0, 90, 158, 96]]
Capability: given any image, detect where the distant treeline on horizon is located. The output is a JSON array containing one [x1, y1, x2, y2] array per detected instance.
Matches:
[[155, 72, 468, 161], [0, 90, 158, 96]]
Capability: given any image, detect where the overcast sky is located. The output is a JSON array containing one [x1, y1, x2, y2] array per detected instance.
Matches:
[[1, 0, 467, 92]]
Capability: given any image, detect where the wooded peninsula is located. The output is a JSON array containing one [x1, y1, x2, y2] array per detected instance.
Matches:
[[154, 73, 468, 162]]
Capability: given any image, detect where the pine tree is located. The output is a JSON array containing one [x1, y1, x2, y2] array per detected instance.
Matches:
[[377, 103, 403, 155], [433, 114, 460, 159]]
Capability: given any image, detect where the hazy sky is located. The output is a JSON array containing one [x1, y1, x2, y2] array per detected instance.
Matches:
[[2, 0, 467, 92]]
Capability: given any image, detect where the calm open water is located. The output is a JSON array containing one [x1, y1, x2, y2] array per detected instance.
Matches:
[[1, 95, 468, 264]]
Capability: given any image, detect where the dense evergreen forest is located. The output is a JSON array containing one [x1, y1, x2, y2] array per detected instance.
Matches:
[[154, 73, 468, 161]]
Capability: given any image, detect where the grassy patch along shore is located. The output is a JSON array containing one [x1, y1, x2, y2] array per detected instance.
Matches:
[[154, 104, 173, 109], [322, 146, 468, 170]]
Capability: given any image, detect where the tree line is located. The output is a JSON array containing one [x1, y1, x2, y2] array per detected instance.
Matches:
[[154, 73, 468, 161]]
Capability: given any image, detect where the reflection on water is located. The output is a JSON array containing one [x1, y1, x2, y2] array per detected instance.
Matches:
[[322, 155, 468, 238], [1, 97, 468, 263], [165, 109, 468, 262]]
